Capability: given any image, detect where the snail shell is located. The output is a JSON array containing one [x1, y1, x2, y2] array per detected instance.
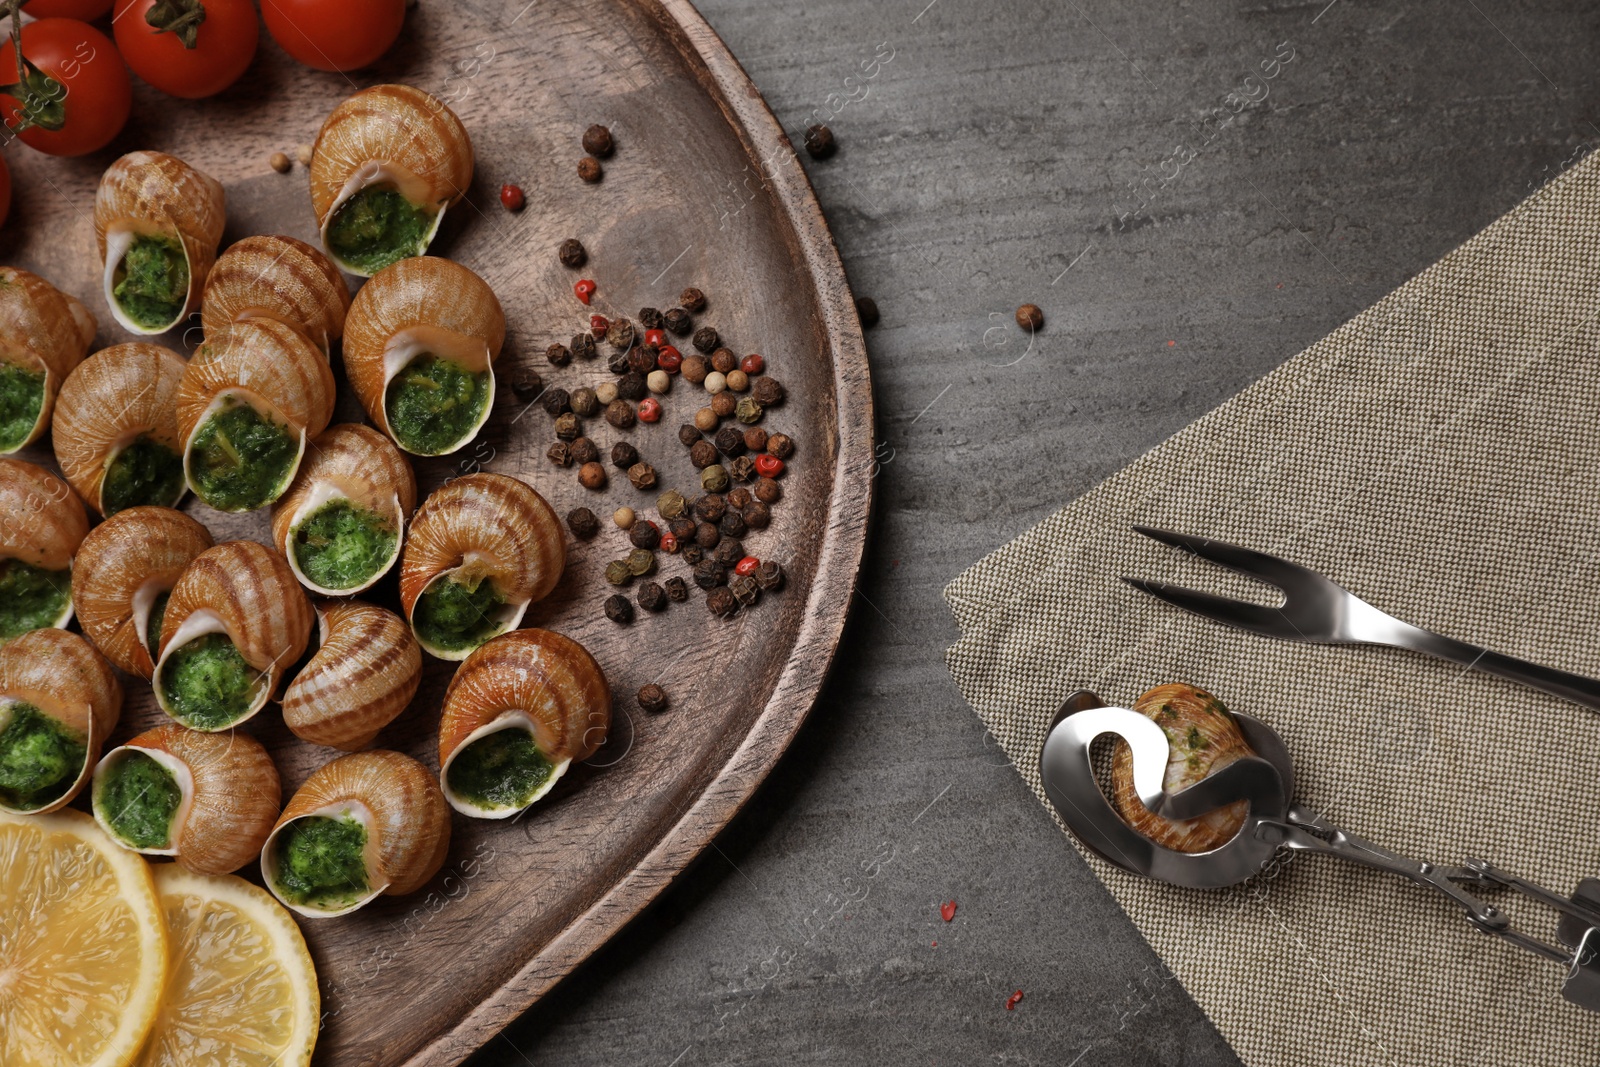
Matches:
[[52, 342, 188, 516], [400, 473, 565, 660], [1110, 682, 1253, 853], [343, 257, 505, 456], [261, 750, 451, 918], [438, 629, 610, 819], [201, 235, 351, 355], [0, 628, 122, 814], [0, 458, 89, 639], [92, 723, 280, 875], [94, 151, 226, 335], [176, 317, 336, 512], [153, 541, 314, 731], [0, 266, 96, 454], [310, 84, 474, 276], [70, 507, 214, 678], [282, 601, 422, 751], [270, 423, 416, 596]]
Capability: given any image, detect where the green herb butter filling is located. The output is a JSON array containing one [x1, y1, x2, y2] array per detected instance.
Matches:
[[159, 632, 264, 730], [411, 573, 506, 652], [292, 498, 398, 591], [96, 750, 183, 850], [145, 590, 170, 666], [0, 559, 72, 641], [101, 436, 186, 515], [186, 396, 300, 512], [0, 361, 45, 452], [325, 186, 435, 274], [383, 353, 490, 456], [0, 703, 86, 812], [446, 727, 554, 811], [114, 233, 190, 330], [271, 815, 370, 910]]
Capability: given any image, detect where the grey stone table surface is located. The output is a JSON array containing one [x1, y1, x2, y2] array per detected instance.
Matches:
[[467, 1, 1600, 1063]]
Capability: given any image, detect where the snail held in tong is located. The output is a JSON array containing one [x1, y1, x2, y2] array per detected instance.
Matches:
[[262, 750, 450, 918], [271, 423, 416, 596], [176, 317, 336, 512], [282, 600, 422, 751], [439, 629, 610, 819], [0, 458, 89, 642], [94, 151, 226, 335], [200, 235, 351, 355], [0, 628, 121, 814], [153, 540, 314, 732], [92, 723, 280, 875], [0, 266, 96, 454], [310, 84, 474, 276], [400, 473, 565, 660], [1109, 682, 1254, 853], [343, 257, 505, 457], [71, 507, 214, 678], [53, 342, 188, 516]]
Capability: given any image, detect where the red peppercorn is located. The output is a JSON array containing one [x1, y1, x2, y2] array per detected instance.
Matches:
[[660, 532, 679, 553], [754, 454, 785, 478], [590, 314, 610, 338], [657, 346, 682, 373], [740, 353, 765, 375], [499, 183, 525, 211], [644, 328, 666, 348], [734, 555, 760, 576], [575, 279, 596, 305], [638, 397, 662, 423]]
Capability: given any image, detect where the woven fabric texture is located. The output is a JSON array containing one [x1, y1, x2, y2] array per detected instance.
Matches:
[[944, 152, 1600, 1067]]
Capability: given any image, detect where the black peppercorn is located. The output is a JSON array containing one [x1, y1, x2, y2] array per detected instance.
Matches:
[[627, 345, 658, 374], [628, 462, 657, 490], [638, 307, 665, 330], [689, 440, 719, 469], [695, 522, 720, 549], [616, 372, 647, 401], [713, 426, 746, 455], [604, 593, 633, 623], [546, 342, 572, 367], [804, 123, 837, 159], [567, 507, 600, 539], [730, 454, 756, 482], [578, 156, 603, 182], [571, 333, 598, 361], [663, 307, 693, 336], [582, 124, 614, 157], [547, 441, 573, 467], [511, 370, 544, 403], [554, 413, 581, 440], [568, 437, 599, 466], [605, 318, 635, 350], [541, 387, 570, 416], [743, 427, 768, 452], [668, 515, 696, 541], [693, 493, 726, 522], [628, 520, 660, 550], [679, 287, 706, 313], [729, 574, 760, 607], [713, 539, 744, 568], [604, 399, 636, 429], [766, 433, 794, 459], [626, 548, 656, 576], [751, 377, 784, 407], [559, 238, 587, 268], [1016, 303, 1044, 331], [681, 543, 704, 565], [677, 424, 701, 447], [706, 587, 737, 617], [665, 576, 689, 601], [692, 326, 719, 354], [719, 510, 747, 539], [607, 350, 631, 374], [637, 683, 668, 712], [755, 559, 784, 591], [604, 560, 632, 586], [855, 296, 879, 327], [754, 477, 781, 504], [694, 559, 728, 589], [578, 461, 607, 489], [570, 387, 600, 417], [637, 581, 667, 613], [610, 441, 640, 469], [743, 501, 771, 529]]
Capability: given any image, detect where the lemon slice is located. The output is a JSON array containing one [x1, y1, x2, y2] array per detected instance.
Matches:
[[135, 865, 319, 1067], [0, 807, 169, 1067]]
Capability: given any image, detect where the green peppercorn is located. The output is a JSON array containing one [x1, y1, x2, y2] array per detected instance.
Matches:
[[604, 560, 632, 586], [570, 387, 600, 417], [657, 490, 687, 520], [735, 396, 764, 424], [626, 548, 656, 576], [701, 464, 730, 492]]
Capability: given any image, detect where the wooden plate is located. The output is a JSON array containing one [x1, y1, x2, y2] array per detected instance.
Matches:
[[5, 1, 872, 1062]]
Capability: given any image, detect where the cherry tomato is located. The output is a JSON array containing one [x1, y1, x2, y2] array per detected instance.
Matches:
[[113, 0, 257, 99], [0, 155, 11, 230], [0, 19, 130, 157], [262, 0, 404, 73], [21, 0, 114, 19]]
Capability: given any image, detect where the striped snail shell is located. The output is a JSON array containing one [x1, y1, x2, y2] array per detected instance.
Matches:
[[201, 235, 351, 355], [0, 458, 88, 641], [0, 266, 96, 454], [0, 628, 122, 815], [282, 600, 422, 751]]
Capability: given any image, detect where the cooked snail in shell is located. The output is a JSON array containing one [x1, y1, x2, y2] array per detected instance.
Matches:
[[262, 750, 450, 918], [70, 506, 214, 678], [92, 723, 280, 875], [94, 151, 226, 335], [439, 629, 610, 818], [400, 473, 564, 660], [1110, 682, 1253, 853], [0, 266, 96, 454], [282, 600, 422, 751], [270, 423, 416, 596], [0, 458, 88, 641], [52, 342, 187, 516], [201, 235, 351, 354], [176, 317, 336, 512], [153, 540, 314, 732], [310, 84, 474, 276], [343, 257, 505, 457], [0, 628, 121, 814]]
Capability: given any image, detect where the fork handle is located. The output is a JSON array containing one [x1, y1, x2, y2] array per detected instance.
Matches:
[[1394, 627, 1600, 712]]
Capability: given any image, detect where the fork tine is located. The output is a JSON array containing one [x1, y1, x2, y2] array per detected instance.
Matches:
[[1130, 526, 1333, 595], [1120, 577, 1310, 642]]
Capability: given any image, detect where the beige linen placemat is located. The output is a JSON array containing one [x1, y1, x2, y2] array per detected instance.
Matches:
[[945, 153, 1600, 1067]]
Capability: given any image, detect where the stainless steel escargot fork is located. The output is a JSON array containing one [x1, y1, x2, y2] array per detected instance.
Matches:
[[1122, 526, 1600, 712]]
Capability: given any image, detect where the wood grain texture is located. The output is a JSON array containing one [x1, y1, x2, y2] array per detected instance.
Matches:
[[3, 1, 872, 1064]]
